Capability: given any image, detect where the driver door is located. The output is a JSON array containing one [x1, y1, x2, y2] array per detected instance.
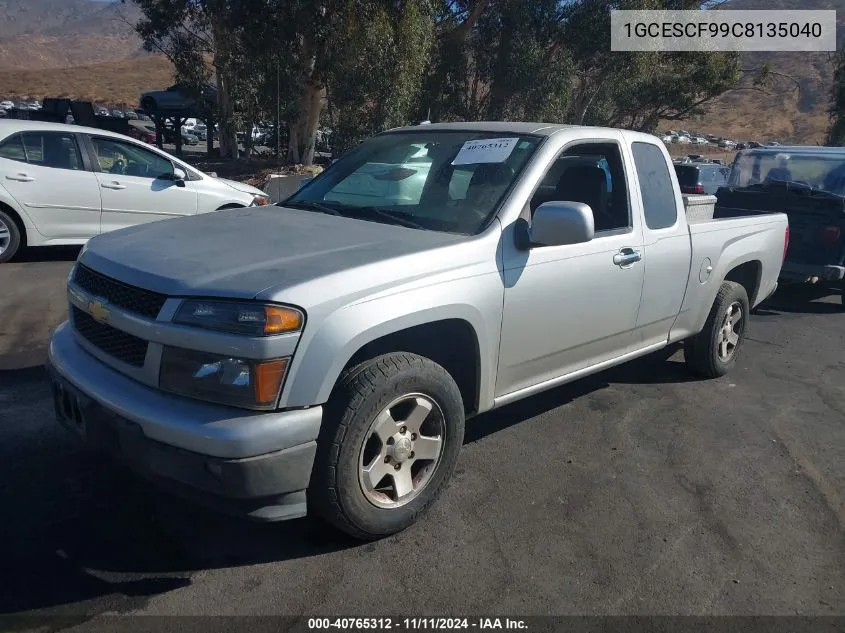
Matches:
[[86, 135, 198, 234]]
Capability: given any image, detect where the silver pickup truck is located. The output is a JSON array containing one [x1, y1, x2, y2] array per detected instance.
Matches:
[[48, 122, 789, 540]]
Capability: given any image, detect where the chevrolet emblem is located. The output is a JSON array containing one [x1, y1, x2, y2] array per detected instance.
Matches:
[[88, 299, 111, 324]]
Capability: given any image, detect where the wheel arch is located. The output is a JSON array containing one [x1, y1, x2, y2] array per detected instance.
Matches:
[[282, 304, 491, 416], [343, 319, 481, 416], [724, 259, 762, 306]]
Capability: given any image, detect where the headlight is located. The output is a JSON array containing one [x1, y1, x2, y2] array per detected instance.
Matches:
[[174, 300, 303, 336], [250, 194, 271, 206], [159, 346, 289, 409]]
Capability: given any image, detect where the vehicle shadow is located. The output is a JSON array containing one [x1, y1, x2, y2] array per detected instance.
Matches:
[[465, 344, 695, 445], [12, 245, 82, 263], [0, 368, 355, 615], [0, 345, 699, 615], [758, 284, 842, 315]]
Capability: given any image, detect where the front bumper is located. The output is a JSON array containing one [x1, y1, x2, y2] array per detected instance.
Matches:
[[48, 322, 322, 521], [780, 261, 845, 284]]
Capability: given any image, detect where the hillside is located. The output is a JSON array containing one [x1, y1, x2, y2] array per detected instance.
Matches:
[[675, 0, 845, 143], [0, 56, 174, 105], [0, 0, 146, 71]]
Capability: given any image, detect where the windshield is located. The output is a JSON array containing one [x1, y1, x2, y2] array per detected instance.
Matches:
[[286, 131, 543, 234], [729, 150, 845, 195]]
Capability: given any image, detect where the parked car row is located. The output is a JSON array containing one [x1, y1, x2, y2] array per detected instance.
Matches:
[[94, 107, 150, 121], [660, 129, 780, 151], [0, 99, 41, 111]]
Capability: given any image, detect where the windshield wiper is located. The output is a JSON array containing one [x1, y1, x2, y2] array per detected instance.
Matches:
[[344, 206, 429, 230], [283, 200, 343, 216]]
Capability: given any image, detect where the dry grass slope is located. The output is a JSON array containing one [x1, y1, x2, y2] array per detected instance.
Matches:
[[672, 0, 845, 144], [0, 56, 174, 106]]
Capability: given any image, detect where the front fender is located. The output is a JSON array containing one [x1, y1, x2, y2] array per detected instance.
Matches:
[[279, 275, 504, 411]]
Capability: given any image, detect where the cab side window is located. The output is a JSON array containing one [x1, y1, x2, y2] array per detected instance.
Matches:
[[632, 142, 677, 230], [530, 142, 630, 233]]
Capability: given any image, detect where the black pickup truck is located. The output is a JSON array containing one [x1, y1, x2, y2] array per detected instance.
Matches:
[[715, 146, 845, 306]]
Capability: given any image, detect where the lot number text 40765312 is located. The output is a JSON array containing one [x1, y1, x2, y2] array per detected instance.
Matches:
[[307, 618, 529, 630]]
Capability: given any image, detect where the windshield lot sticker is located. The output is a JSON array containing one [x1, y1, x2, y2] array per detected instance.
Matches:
[[452, 137, 519, 165]]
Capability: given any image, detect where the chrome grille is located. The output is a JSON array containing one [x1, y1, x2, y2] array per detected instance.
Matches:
[[72, 307, 148, 367], [73, 265, 167, 319]]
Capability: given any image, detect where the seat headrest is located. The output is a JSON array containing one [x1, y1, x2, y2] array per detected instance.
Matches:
[[468, 162, 516, 188], [556, 165, 608, 198]]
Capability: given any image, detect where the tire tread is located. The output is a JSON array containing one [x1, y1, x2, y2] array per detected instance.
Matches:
[[310, 352, 459, 540], [685, 280, 748, 378]]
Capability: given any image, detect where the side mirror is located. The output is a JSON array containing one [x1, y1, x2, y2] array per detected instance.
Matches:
[[172, 167, 187, 187], [529, 201, 595, 247]]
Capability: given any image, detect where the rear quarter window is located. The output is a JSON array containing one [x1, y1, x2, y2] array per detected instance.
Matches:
[[0, 134, 26, 162], [632, 142, 678, 230]]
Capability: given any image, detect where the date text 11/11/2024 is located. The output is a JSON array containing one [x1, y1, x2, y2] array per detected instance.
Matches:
[[307, 618, 529, 630]]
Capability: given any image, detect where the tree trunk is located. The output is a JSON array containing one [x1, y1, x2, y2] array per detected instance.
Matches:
[[215, 70, 239, 159], [210, 15, 238, 160], [488, 13, 514, 119], [288, 35, 325, 166]]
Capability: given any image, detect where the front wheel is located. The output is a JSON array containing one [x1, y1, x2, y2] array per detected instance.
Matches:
[[0, 209, 22, 263], [309, 352, 465, 540], [684, 280, 750, 378]]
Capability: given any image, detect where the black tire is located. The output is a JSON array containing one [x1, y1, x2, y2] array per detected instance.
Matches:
[[309, 352, 465, 540], [0, 209, 22, 263], [684, 280, 750, 378]]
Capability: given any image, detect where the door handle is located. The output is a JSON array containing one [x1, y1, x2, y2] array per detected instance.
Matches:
[[6, 173, 34, 182], [101, 182, 126, 190], [613, 248, 642, 267]]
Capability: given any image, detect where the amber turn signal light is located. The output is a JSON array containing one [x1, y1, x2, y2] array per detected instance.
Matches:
[[264, 306, 303, 334], [254, 358, 289, 406]]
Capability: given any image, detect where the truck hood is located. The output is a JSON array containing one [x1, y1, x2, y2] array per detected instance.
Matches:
[[80, 206, 467, 302]]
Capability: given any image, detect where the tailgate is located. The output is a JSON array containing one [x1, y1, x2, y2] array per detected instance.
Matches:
[[715, 188, 845, 266]]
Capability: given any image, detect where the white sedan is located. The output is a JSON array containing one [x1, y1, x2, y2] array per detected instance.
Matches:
[[0, 120, 271, 262]]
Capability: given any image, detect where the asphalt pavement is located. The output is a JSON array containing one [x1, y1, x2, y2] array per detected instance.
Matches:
[[1, 249, 843, 624]]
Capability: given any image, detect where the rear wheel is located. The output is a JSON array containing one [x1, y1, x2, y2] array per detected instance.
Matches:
[[0, 209, 22, 263], [684, 280, 749, 378], [309, 352, 465, 540]]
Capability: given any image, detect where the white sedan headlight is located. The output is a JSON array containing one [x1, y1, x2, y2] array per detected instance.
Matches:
[[249, 194, 271, 206]]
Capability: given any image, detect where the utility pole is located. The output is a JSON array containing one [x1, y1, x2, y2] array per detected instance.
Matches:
[[276, 61, 281, 163]]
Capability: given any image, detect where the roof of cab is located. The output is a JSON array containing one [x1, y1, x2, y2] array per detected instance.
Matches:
[[384, 121, 660, 142]]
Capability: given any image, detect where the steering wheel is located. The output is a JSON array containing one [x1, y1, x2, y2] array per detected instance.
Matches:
[[109, 155, 127, 175]]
